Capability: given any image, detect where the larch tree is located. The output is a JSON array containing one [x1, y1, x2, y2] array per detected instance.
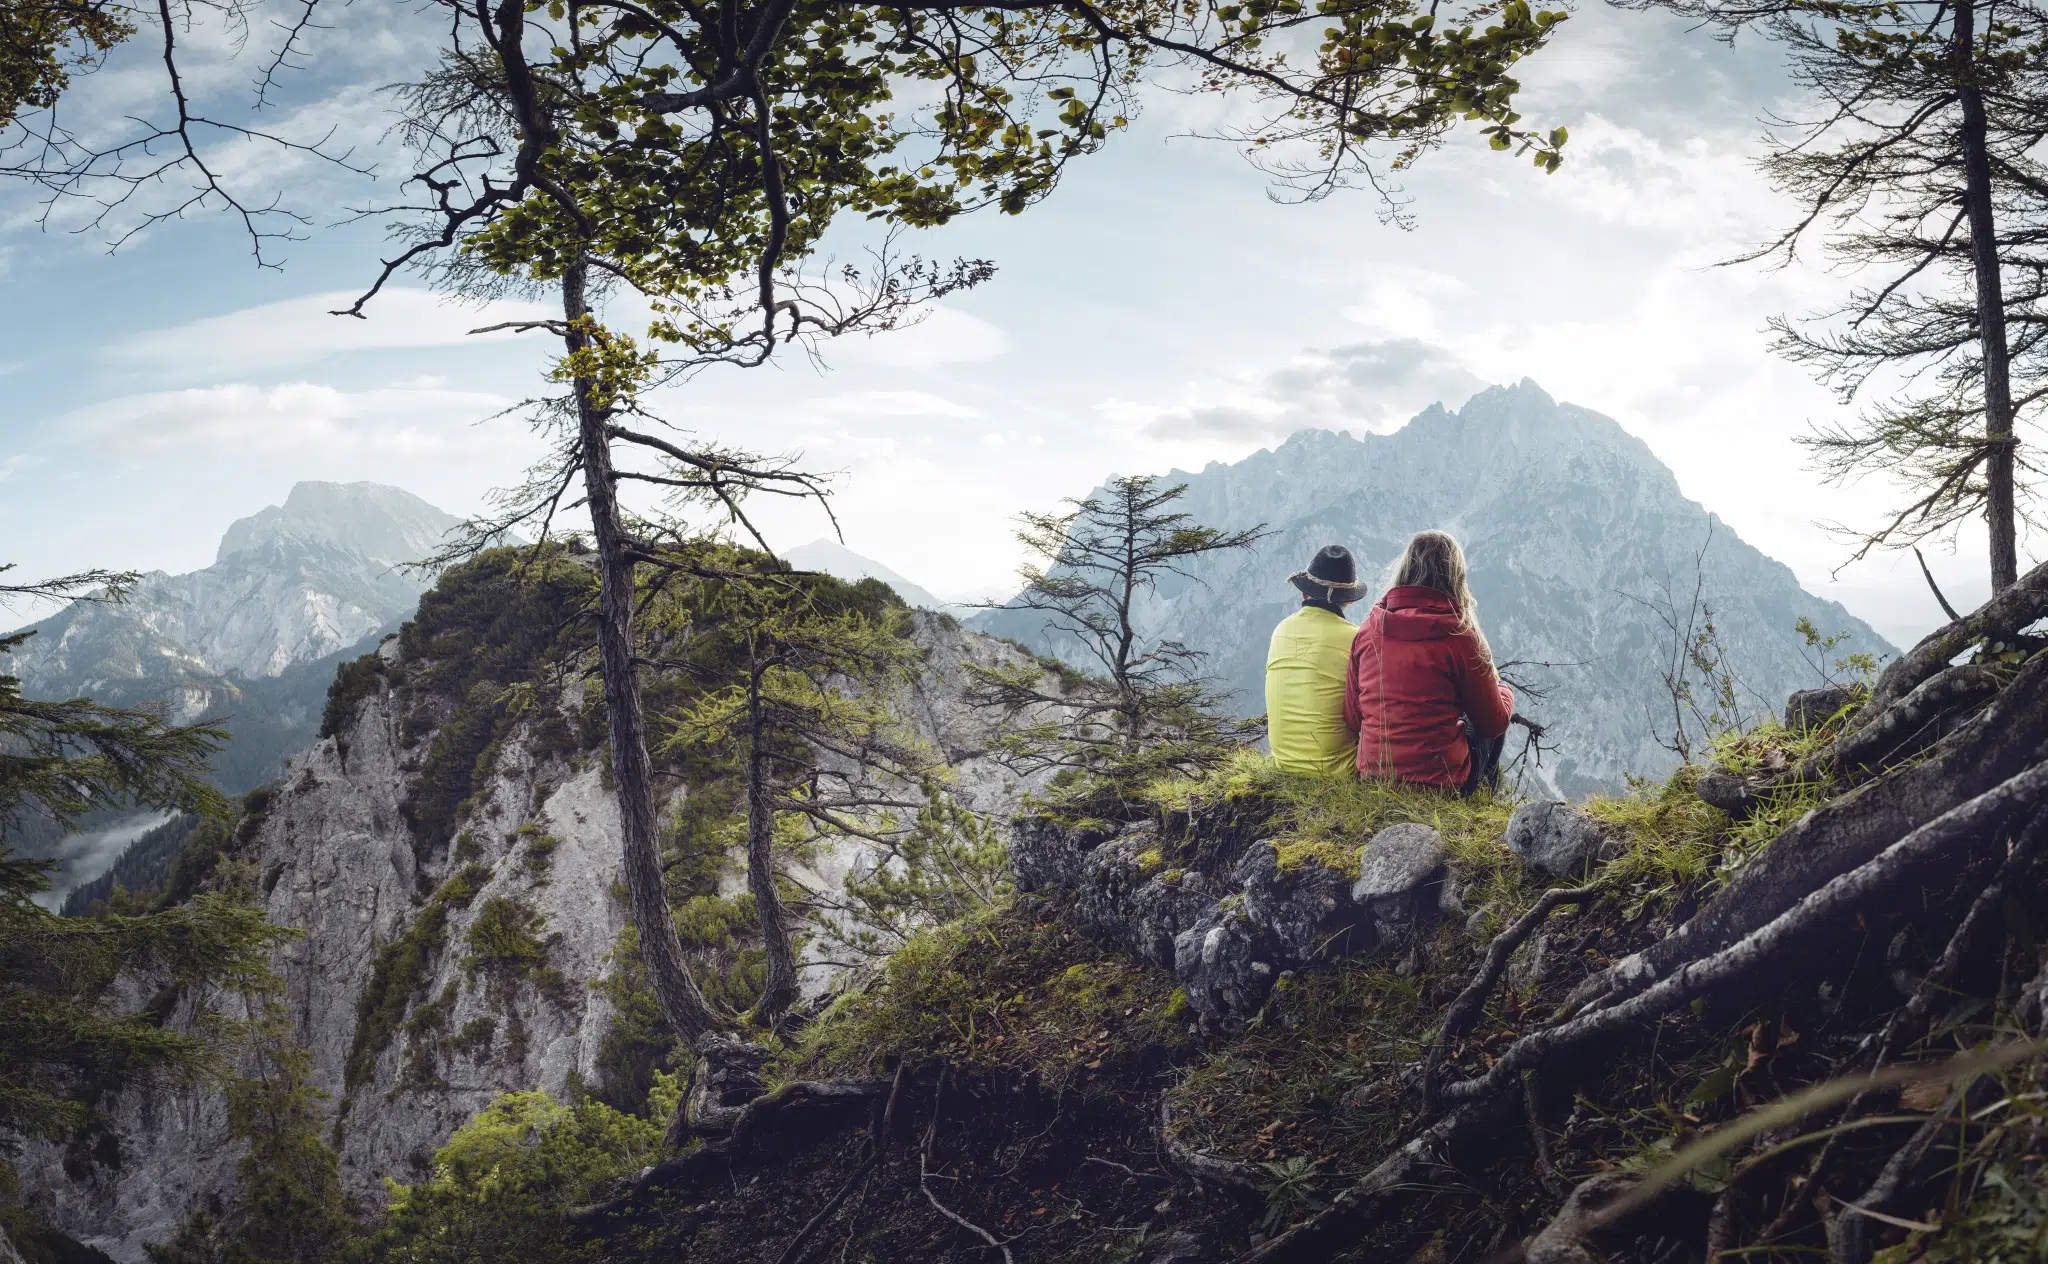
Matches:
[[341, 0, 1573, 1060], [969, 475, 1269, 787], [1633, 0, 2048, 591], [651, 549, 938, 1029]]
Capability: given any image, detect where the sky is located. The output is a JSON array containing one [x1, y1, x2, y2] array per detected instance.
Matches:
[[0, 0, 2025, 651]]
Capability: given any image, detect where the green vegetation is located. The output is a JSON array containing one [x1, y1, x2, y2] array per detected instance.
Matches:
[[394, 549, 598, 860], [780, 900, 1190, 1092], [352, 1082, 677, 1264], [149, 991, 351, 1264], [0, 590, 287, 1196], [319, 652, 387, 742], [345, 864, 490, 1091], [514, 824, 560, 882], [462, 896, 566, 1001]]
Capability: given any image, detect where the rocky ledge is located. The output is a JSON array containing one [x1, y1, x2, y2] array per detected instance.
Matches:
[[1011, 794, 1613, 1029]]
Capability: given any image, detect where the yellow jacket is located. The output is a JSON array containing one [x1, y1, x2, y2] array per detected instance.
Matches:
[[1265, 606, 1359, 777]]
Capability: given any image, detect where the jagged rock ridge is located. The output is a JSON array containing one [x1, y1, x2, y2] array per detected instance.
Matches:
[[975, 380, 1894, 796]]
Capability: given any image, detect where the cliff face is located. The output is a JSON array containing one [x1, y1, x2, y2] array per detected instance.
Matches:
[[24, 602, 1050, 1262]]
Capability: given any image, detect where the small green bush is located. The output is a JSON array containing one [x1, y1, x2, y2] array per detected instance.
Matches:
[[353, 1082, 677, 1264]]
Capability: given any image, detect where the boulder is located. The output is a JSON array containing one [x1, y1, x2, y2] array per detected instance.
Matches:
[[1237, 840, 1374, 961], [1785, 683, 1863, 731], [1352, 823, 1448, 943], [1505, 801, 1607, 878]]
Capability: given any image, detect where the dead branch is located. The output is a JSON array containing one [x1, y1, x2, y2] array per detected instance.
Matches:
[[1914, 547, 1964, 622], [1157, 1097, 1264, 1193], [1422, 884, 1598, 1114]]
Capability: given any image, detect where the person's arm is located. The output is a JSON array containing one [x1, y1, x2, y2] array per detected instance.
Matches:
[[1343, 632, 1364, 735], [1453, 631, 1515, 740]]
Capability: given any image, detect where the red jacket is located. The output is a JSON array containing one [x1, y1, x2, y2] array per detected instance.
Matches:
[[1344, 585, 1515, 788]]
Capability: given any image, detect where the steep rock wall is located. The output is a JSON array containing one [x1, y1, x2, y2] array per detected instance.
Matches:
[[24, 614, 1047, 1261]]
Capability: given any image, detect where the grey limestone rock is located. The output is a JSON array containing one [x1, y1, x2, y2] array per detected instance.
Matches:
[[1237, 840, 1373, 961], [1172, 905, 1279, 1027], [1353, 823, 1448, 943], [1505, 801, 1607, 878]]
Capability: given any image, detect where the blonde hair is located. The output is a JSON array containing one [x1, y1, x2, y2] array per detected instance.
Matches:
[[1389, 530, 1489, 654]]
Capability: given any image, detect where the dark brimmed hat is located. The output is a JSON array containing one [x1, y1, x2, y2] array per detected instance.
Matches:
[[1289, 545, 1367, 604]]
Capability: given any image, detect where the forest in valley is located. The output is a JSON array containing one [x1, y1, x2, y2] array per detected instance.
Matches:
[[13, 0, 2048, 1259]]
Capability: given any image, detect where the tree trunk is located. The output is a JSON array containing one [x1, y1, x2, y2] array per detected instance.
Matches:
[[1958, 0, 2020, 592], [565, 257, 716, 1050], [746, 661, 800, 1024]]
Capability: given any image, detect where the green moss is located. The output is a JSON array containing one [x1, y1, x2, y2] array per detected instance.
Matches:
[[1270, 837, 1356, 874]]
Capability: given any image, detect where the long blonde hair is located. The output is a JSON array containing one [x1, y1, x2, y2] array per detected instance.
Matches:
[[1389, 530, 1489, 654]]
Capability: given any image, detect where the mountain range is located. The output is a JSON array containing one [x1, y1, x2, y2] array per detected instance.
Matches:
[[971, 381, 1895, 795], [5, 481, 459, 899]]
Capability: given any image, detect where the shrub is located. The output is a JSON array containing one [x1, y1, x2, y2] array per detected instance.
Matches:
[[353, 1083, 676, 1264]]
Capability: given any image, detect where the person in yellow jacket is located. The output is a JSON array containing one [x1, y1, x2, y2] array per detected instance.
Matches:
[[1265, 545, 1368, 775]]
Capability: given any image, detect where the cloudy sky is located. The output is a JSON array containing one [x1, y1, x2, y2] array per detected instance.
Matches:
[[0, 0, 2021, 649]]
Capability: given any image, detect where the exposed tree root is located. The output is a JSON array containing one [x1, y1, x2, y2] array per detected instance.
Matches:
[[1521, 1172, 1643, 1264], [1445, 760, 2048, 1106], [1226, 1100, 1506, 1263], [1768, 664, 2002, 791], [772, 1062, 908, 1264], [1563, 653, 2048, 1022], [1158, 1097, 1264, 1194], [568, 1077, 892, 1224], [1862, 554, 2048, 718], [1422, 884, 1598, 1114]]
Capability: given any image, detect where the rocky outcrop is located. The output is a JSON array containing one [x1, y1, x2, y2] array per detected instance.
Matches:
[[1014, 811, 1454, 1028], [22, 606, 1054, 1262]]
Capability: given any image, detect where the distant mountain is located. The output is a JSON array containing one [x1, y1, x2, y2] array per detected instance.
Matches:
[[784, 538, 953, 612], [973, 381, 1894, 797], [5, 482, 462, 899]]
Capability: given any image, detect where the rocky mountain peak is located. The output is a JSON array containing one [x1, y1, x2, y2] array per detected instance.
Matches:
[[215, 481, 461, 568]]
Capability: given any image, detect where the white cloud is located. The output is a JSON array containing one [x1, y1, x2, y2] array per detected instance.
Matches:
[[107, 289, 556, 378], [816, 390, 980, 419], [65, 381, 516, 455], [831, 307, 1007, 369]]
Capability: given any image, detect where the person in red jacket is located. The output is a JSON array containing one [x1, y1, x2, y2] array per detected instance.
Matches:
[[1344, 530, 1515, 794]]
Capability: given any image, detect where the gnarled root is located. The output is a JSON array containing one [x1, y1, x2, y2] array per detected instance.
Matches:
[[1422, 884, 1597, 1114], [1523, 1172, 1645, 1264], [569, 1077, 893, 1225], [1443, 760, 2048, 1108]]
